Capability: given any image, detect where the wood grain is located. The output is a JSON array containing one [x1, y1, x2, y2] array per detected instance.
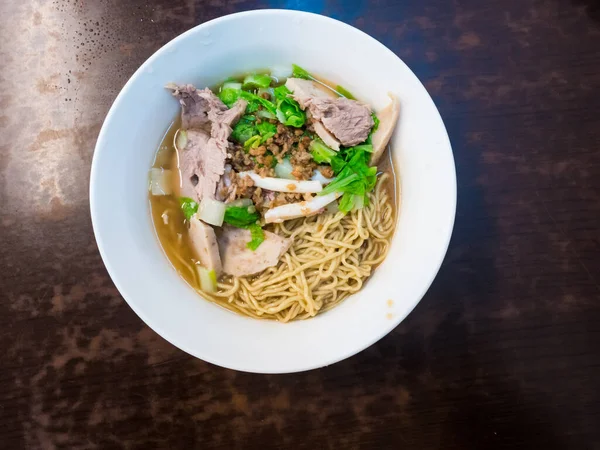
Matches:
[[0, 0, 599, 448]]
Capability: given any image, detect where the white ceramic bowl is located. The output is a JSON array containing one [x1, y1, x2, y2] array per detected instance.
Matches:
[[90, 10, 456, 373]]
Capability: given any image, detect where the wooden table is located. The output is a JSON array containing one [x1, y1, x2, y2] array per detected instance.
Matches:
[[1, 0, 599, 448]]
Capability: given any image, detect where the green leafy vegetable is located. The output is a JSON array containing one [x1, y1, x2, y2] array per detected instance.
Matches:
[[257, 109, 276, 120], [261, 132, 275, 143], [244, 135, 262, 150], [273, 85, 305, 128], [364, 113, 380, 145], [242, 74, 272, 90], [223, 205, 260, 228], [273, 85, 289, 102], [231, 115, 257, 143], [292, 64, 313, 80], [219, 88, 240, 108], [351, 144, 373, 153], [309, 139, 337, 164], [319, 146, 378, 213], [239, 91, 277, 115], [223, 81, 242, 90], [256, 121, 277, 136], [336, 85, 356, 100], [179, 197, 199, 220], [371, 113, 380, 134], [254, 121, 277, 144], [338, 192, 356, 212], [223, 205, 265, 250], [246, 224, 265, 251]]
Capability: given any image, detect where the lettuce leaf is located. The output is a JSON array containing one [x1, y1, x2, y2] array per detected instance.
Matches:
[[371, 113, 380, 133], [242, 74, 272, 90], [223, 205, 260, 228], [244, 135, 262, 150], [246, 224, 265, 250], [219, 88, 240, 108], [273, 85, 305, 128], [256, 121, 277, 136], [309, 139, 337, 164], [223, 206, 265, 250], [239, 91, 277, 115], [318, 146, 378, 212], [231, 115, 257, 143]]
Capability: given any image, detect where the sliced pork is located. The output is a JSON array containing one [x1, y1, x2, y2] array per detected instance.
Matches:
[[178, 130, 225, 201], [306, 97, 373, 147], [285, 78, 373, 147], [209, 101, 247, 143], [167, 84, 213, 131], [285, 77, 336, 108], [188, 217, 223, 275], [312, 121, 340, 151], [168, 83, 247, 137], [169, 83, 247, 202], [217, 226, 292, 277]]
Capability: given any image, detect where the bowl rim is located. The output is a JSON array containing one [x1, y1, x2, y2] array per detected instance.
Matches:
[[90, 9, 456, 373]]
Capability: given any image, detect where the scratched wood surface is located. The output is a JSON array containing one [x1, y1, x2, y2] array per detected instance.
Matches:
[[1, 0, 599, 448]]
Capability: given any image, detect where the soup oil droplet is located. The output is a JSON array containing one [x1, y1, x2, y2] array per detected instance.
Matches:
[[387, 299, 393, 307], [386, 313, 393, 320]]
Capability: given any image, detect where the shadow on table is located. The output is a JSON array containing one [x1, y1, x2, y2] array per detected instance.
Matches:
[[570, 0, 600, 23]]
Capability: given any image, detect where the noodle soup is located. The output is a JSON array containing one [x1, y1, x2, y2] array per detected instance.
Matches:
[[149, 66, 399, 322]]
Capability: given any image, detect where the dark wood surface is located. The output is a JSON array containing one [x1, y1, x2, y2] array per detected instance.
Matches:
[[1, 0, 600, 448]]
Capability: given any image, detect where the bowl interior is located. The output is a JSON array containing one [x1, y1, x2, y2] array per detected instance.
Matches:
[[90, 10, 455, 373]]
